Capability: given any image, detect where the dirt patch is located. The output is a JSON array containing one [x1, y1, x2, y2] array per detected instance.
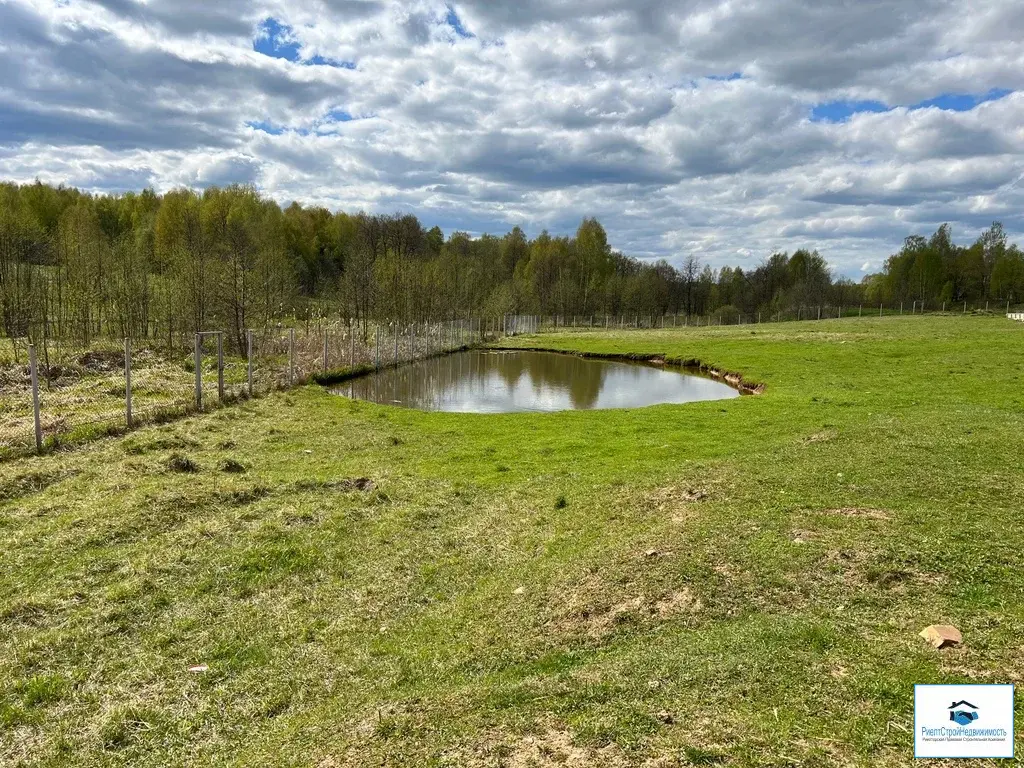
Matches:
[[642, 484, 710, 524], [449, 724, 694, 768], [503, 728, 631, 767], [650, 589, 700, 618], [812, 546, 944, 593], [648, 486, 709, 506], [550, 574, 701, 638]]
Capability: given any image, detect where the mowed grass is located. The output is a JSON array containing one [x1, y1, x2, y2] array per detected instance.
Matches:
[[1, 316, 1022, 767]]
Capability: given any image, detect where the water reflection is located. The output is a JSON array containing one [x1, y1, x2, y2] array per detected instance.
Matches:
[[335, 350, 739, 413]]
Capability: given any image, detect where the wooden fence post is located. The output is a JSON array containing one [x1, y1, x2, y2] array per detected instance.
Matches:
[[217, 332, 224, 401], [194, 334, 202, 411], [29, 344, 42, 452], [124, 338, 133, 429], [289, 329, 295, 386], [247, 330, 253, 396]]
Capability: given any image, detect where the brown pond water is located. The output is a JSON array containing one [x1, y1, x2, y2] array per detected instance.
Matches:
[[332, 350, 739, 413]]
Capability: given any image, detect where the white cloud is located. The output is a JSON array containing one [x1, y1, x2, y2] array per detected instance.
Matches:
[[0, 0, 1022, 276]]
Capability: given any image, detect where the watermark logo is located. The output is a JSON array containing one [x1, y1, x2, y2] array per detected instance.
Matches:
[[915, 684, 1014, 759], [948, 700, 979, 727]]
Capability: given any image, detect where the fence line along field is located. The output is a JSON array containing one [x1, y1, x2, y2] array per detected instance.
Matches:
[[0, 319, 500, 460]]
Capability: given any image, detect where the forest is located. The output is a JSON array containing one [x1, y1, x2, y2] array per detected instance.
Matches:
[[1, 181, 1022, 348]]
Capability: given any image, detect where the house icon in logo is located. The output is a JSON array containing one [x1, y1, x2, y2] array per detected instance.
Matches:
[[949, 701, 979, 726]]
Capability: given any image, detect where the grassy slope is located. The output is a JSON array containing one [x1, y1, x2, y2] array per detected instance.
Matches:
[[1, 316, 1022, 767]]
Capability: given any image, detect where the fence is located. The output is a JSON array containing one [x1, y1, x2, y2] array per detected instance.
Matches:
[[1, 318, 503, 460], [516, 301, 1024, 331]]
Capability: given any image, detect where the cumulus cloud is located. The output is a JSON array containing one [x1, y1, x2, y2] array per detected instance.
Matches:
[[0, 0, 1022, 275]]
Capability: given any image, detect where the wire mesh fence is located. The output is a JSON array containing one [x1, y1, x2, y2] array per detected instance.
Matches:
[[0, 318, 506, 460], [527, 301, 1024, 330]]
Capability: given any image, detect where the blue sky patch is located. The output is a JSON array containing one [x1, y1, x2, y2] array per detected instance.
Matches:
[[812, 88, 1013, 122], [307, 55, 356, 69], [707, 72, 743, 81], [811, 100, 888, 122], [253, 18, 300, 62], [910, 88, 1012, 111], [445, 5, 473, 38], [246, 120, 285, 135], [254, 18, 357, 68]]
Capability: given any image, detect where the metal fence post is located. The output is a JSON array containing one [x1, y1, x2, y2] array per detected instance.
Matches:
[[375, 324, 381, 369], [247, 329, 253, 396], [323, 329, 329, 374], [124, 338, 133, 429], [194, 334, 202, 411], [350, 326, 355, 367], [394, 323, 399, 365], [289, 328, 295, 386], [217, 332, 224, 402], [29, 344, 42, 452]]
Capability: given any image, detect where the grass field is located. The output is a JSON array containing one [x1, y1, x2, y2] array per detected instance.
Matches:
[[1, 316, 1022, 766]]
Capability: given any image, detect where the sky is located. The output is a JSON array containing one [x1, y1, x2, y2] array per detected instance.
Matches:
[[1, 0, 1022, 277]]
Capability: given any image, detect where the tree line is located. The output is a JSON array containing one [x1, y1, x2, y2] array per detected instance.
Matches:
[[1, 181, 1021, 348]]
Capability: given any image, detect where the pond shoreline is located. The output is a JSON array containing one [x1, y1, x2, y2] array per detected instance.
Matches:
[[325, 347, 743, 412], [495, 345, 766, 395]]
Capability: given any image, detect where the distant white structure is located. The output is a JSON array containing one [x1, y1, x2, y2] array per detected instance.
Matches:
[[1009, 313, 1024, 322]]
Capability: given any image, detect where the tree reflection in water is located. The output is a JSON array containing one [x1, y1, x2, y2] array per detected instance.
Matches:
[[337, 350, 738, 413]]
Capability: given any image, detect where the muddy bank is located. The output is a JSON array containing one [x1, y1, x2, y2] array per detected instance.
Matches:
[[494, 346, 766, 395]]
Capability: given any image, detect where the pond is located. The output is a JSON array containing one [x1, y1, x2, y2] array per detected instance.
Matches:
[[333, 349, 740, 413]]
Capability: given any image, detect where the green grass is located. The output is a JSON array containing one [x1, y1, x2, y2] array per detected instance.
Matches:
[[1, 316, 1022, 766]]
